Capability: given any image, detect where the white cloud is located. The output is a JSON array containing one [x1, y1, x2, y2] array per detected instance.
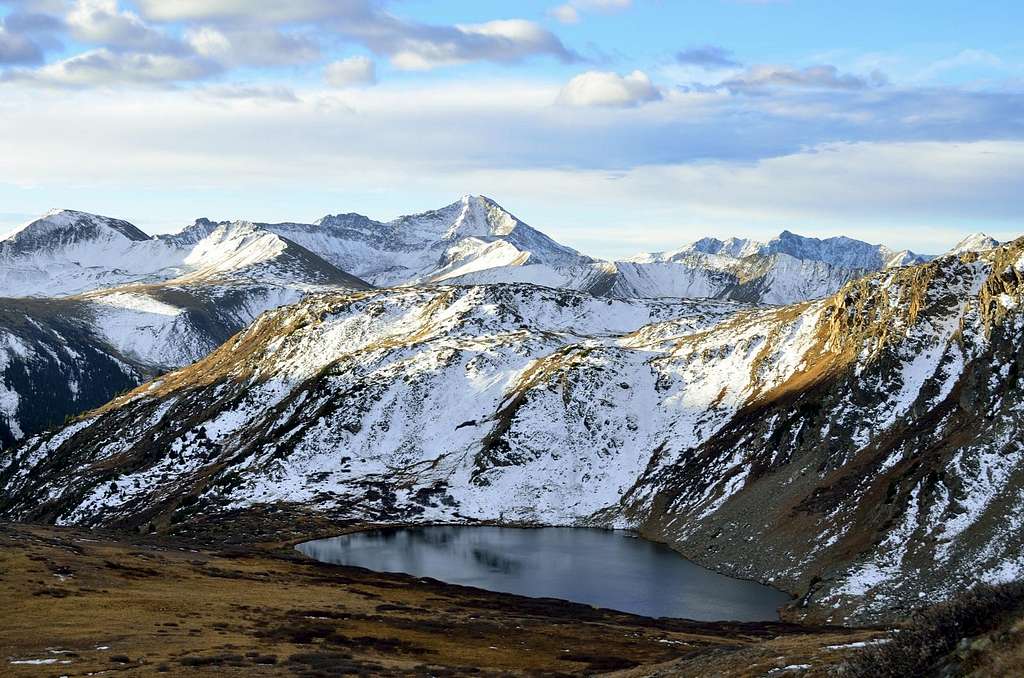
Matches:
[[134, 0, 348, 23], [194, 84, 299, 103], [66, 0, 179, 52], [185, 26, 229, 57], [388, 19, 575, 70], [722, 64, 879, 93], [186, 26, 320, 66], [1, 48, 219, 86], [550, 5, 580, 24], [0, 27, 44, 64], [324, 56, 376, 87], [52, 1, 577, 80], [550, 0, 632, 24], [557, 69, 661, 107], [0, 81, 1020, 256]]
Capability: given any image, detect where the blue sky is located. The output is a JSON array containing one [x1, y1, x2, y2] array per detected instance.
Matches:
[[0, 0, 1022, 257]]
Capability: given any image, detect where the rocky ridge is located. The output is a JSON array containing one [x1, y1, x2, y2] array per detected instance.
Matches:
[[3, 240, 1023, 624]]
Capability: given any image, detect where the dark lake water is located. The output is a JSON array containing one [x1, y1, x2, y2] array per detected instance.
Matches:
[[296, 526, 790, 621]]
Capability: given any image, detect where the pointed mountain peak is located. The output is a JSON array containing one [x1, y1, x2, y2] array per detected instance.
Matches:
[[460, 194, 503, 209], [3, 209, 151, 246], [949, 232, 1001, 255]]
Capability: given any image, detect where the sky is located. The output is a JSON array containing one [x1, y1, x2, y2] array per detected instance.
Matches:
[[0, 0, 1022, 258]]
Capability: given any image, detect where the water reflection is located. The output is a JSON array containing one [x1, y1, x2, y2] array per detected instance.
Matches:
[[297, 526, 790, 622]]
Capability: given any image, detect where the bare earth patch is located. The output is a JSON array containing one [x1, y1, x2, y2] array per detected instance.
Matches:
[[1, 523, 886, 676]]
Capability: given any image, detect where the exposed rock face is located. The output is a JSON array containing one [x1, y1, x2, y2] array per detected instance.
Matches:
[[0, 297, 143, 450], [1, 198, 934, 444], [254, 195, 593, 289], [0, 209, 368, 298], [0, 282, 355, 446], [0, 211, 370, 444], [3, 241, 1023, 623], [947, 233, 1002, 255]]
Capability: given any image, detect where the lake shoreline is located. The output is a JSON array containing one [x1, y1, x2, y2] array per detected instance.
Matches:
[[2, 520, 887, 677]]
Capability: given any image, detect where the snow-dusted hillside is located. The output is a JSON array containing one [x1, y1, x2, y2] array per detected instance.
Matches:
[[0, 280, 360, 448], [387, 210, 940, 305], [260, 195, 595, 288], [947, 232, 1002, 255], [0, 211, 370, 446], [597, 230, 933, 305], [4, 241, 1024, 624], [640, 230, 929, 270], [0, 210, 367, 297], [0, 296, 145, 450]]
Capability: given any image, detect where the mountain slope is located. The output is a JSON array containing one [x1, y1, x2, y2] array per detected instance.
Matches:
[[0, 210, 173, 297], [262, 195, 594, 288], [0, 280, 345, 448], [0, 285, 737, 525], [651, 230, 929, 270], [0, 211, 371, 446], [0, 297, 145, 450], [948, 233, 1001, 255], [3, 241, 1024, 624], [1, 202, 944, 308], [0, 211, 369, 297], [601, 231, 933, 305]]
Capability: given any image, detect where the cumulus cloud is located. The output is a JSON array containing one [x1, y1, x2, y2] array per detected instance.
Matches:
[[186, 26, 320, 67], [557, 70, 661, 107], [324, 56, 376, 87], [549, 0, 633, 24], [0, 4, 64, 65], [3, 0, 577, 86], [722, 64, 884, 93], [676, 45, 741, 70], [66, 0, 181, 53], [549, 5, 580, 24], [135, 0, 577, 71], [369, 19, 577, 71], [134, 0, 355, 23], [3, 11, 65, 34], [2, 48, 219, 87], [0, 27, 45, 64]]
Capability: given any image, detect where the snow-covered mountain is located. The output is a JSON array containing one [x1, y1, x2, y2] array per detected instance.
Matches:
[[642, 230, 929, 270], [272, 196, 938, 306], [0, 280, 367, 449], [5, 241, 1023, 625], [0, 201, 946, 308], [0, 198, 994, 452], [0, 211, 370, 446], [947, 232, 1002, 255], [259, 195, 595, 288], [0, 210, 367, 297], [599, 230, 933, 305], [604, 252, 862, 305], [0, 209, 169, 297]]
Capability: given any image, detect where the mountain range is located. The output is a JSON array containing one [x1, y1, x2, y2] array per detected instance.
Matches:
[[5, 196, 981, 448], [0, 195, 1016, 626]]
